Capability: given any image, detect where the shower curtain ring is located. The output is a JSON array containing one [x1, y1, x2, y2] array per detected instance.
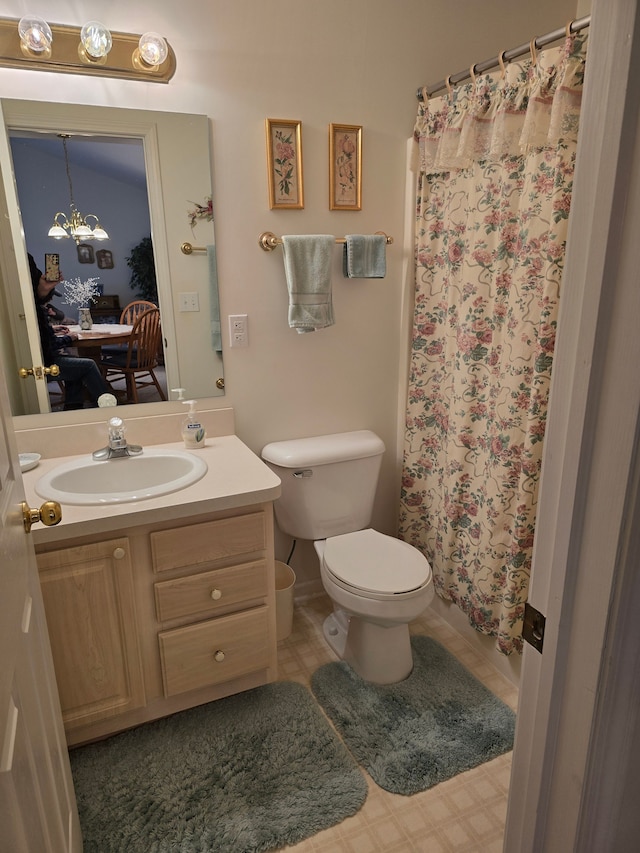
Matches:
[[445, 75, 453, 98], [529, 37, 538, 66], [498, 50, 507, 78]]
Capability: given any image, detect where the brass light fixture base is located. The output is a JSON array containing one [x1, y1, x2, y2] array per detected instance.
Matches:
[[0, 17, 176, 83]]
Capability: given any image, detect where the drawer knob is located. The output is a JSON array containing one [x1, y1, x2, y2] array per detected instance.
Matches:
[[210, 588, 222, 600], [213, 650, 225, 662], [113, 547, 126, 560]]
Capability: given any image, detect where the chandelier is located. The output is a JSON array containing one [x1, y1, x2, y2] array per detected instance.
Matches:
[[47, 134, 109, 244]]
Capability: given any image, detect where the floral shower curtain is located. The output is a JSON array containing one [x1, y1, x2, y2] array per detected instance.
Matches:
[[399, 33, 588, 655]]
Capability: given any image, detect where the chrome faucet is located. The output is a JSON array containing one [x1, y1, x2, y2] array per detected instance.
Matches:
[[92, 416, 143, 460]]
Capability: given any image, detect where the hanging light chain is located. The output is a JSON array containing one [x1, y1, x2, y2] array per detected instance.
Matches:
[[61, 135, 77, 211]]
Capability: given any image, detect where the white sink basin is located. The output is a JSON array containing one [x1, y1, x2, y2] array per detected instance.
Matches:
[[35, 449, 208, 506]]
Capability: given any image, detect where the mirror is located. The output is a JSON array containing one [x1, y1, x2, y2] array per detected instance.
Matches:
[[0, 99, 224, 419]]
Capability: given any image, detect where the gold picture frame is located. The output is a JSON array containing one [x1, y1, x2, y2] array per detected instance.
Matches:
[[329, 123, 362, 211], [265, 118, 304, 209]]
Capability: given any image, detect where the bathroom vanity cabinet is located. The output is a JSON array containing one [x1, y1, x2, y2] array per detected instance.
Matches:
[[35, 502, 278, 747]]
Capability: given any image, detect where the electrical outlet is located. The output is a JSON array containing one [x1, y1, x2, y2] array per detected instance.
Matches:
[[228, 314, 248, 347], [179, 292, 200, 312]]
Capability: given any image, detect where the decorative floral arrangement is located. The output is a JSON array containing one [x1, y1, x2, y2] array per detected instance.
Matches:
[[61, 276, 101, 308], [335, 133, 356, 199], [273, 130, 296, 198], [187, 196, 213, 228]]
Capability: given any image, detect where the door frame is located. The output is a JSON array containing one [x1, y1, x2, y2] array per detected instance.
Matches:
[[505, 0, 640, 848]]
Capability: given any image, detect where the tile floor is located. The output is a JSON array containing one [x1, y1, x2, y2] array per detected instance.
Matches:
[[277, 595, 519, 853]]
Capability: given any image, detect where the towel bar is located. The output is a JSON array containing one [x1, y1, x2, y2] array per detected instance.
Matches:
[[180, 242, 207, 254], [258, 231, 393, 252]]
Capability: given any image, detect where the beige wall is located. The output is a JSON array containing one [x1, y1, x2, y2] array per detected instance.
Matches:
[[0, 0, 579, 666]]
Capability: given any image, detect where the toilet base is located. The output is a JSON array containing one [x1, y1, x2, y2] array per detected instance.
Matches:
[[323, 609, 350, 658], [323, 608, 414, 684]]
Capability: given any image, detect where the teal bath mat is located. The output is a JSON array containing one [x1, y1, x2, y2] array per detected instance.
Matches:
[[70, 681, 367, 852], [311, 635, 516, 795]]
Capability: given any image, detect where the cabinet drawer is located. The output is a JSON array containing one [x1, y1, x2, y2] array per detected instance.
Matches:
[[154, 559, 268, 623], [158, 607, 269, 697], [151, 512, 266, 574]]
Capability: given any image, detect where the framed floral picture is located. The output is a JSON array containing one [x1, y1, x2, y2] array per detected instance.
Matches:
[[265, 118, 304, 210], [329, 123, 362, 211]]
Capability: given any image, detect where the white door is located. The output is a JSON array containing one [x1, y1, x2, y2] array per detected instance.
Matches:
[[0, 318, 81, 845], [0, 100, 53, 414], [505, 0, 640, 849]]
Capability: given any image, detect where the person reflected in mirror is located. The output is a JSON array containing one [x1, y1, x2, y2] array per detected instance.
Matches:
[[28, 253, 109, 410], [44, 297, 75, 326]]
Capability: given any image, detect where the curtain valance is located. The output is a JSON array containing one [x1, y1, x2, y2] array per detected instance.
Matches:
[[414, 34, 587, 175]]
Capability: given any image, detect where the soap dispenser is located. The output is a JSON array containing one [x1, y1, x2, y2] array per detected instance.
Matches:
[[182, 400, 205, 449]]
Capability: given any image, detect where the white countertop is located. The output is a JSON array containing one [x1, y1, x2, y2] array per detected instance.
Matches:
[[22, 435, 281, 545]]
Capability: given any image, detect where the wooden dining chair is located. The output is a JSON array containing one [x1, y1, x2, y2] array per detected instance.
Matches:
[[99, 307, 166, 404], [47, 377, 65, 410], [101, 300, 158, 359], [119, 300, 156, 325]]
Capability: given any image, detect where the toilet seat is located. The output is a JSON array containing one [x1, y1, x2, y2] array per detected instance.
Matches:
[[322, 528, 431, 597]]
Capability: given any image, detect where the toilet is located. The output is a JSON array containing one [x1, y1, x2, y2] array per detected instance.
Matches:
[[261, 430, 434, 683]]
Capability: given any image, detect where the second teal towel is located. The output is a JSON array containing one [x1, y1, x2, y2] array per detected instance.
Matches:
[[343, 234, 387, 278]]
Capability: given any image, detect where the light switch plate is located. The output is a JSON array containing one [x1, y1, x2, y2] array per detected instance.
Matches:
[[179, 292, 200, 312]]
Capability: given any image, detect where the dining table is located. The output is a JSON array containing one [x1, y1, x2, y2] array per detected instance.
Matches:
[[66, 323, 134, 363]]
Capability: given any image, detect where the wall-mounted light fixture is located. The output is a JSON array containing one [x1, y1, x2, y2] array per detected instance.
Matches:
[[0, 16, 175, 82]]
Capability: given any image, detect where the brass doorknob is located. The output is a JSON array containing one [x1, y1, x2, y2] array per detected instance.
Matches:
[[216, 377, 224, 389], [18, 364, 61, 379], [21, 500, 62, 533]]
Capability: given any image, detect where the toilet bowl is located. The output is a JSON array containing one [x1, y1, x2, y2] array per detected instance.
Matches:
[[260, 430, 434, 684], [315, 529, 433, 683]]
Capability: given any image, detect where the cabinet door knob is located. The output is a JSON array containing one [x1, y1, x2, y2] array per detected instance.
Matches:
[[210, 588, 222, 600], [113, 547, 126, 559], [213, 650, 225, 662]]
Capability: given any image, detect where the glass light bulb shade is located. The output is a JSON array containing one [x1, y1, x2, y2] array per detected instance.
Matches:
[[138, 32, 168, 66], [92, 227, 109, 240], [72, 223, 93, 238], [48, 224, 68, 239], [18, 16, 53, 52], [80, 21, 112, 58]]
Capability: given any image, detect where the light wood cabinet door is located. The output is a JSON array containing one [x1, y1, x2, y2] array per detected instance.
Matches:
[[37, 538, 145, 732]]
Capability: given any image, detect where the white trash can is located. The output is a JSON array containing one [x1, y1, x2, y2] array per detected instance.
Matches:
[[274, 561, 296, 641]]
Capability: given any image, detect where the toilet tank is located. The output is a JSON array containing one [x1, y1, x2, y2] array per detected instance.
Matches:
[[261, 430, 385, 540]]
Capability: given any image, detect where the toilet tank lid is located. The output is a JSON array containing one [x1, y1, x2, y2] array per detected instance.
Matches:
[[261, 430, 385, 468]]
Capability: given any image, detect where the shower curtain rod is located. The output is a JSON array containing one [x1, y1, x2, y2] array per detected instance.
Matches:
[[416, 14, 590, 100]]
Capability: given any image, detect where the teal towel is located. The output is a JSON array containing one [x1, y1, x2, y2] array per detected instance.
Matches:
[[207, 245, 222, 352], [282, 235, 335, 333], [343, 234, 387, 278]]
